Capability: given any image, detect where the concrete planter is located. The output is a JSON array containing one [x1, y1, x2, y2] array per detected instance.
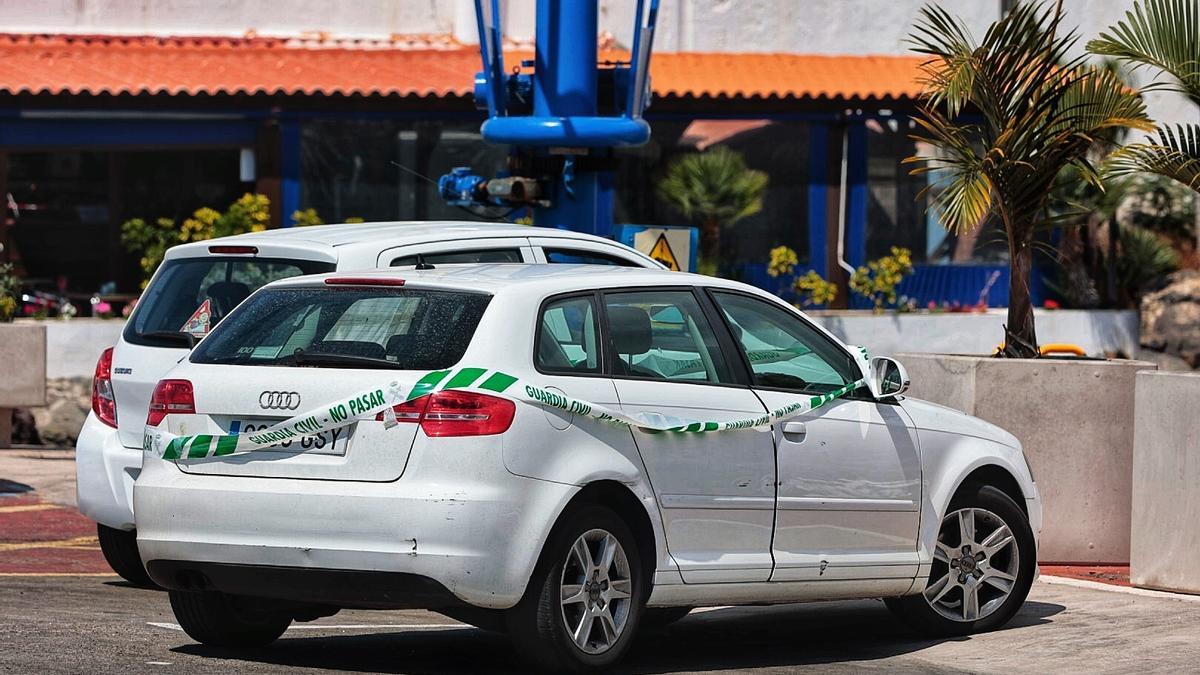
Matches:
[[810, 309, 1138, 359], [0, 323, 47, 445], [897, 352, 1156, 564], [14, 318, 126, 379], [1131, 371, 1200, 595]]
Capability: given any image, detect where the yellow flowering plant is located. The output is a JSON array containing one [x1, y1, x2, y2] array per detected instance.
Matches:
[[848, 247, 914, 313], [764, 245, 837, 308], [767, 245, 799, 278], [122, 193, 273, 288], [0, 263, 19, 322]]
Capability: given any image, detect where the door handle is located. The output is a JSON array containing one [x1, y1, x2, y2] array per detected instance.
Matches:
[[781, 421, 807, 438]]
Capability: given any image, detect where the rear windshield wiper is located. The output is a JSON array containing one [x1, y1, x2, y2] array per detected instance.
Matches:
[[142, 331, 198, 348], [286, 349, 402, 370]]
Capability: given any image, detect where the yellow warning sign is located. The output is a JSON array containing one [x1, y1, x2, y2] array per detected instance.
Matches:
[[648, 234, 680, 271]]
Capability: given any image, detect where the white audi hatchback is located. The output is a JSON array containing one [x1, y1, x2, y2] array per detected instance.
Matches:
[[76, 222, 661, 585], [135, 265, 1041, 673]]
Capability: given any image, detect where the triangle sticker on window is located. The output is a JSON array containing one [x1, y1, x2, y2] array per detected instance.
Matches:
[[180, 298, 213, 337]]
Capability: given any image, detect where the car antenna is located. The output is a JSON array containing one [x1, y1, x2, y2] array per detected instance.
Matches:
[[415, 254, 435, 270]]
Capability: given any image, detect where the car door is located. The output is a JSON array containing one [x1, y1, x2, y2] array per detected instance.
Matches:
[[707, 289, 922, 583], [376, 238, 536, 267], [602, 287, 776, 583]]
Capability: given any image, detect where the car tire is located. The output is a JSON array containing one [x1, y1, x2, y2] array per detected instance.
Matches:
[[640, 607, 691, 628], [96, 524, 156, 588], [169, 590, 292, 647], [885, 482, 1036, 636], [506, 504, 645, 673]]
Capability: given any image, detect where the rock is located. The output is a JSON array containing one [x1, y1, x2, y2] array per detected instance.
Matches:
[[29, 377, 91, 447], [1140, 270, 1200, 368], [11, 408, 41, 445]]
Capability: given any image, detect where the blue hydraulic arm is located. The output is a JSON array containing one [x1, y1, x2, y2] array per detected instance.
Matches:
[[438, 0, 660, 237]]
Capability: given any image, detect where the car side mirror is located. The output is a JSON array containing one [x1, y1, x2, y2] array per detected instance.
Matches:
[[868, 356, 910, 399]]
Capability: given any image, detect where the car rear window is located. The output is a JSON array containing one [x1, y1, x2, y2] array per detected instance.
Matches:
[[189, 286, 491, 370], [124, 257, 335, 348]]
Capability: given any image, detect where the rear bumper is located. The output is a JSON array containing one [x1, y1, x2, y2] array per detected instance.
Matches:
[[134, 453, 577, 610], [75, 412, 141, 530], [146, 561, 465, 609]]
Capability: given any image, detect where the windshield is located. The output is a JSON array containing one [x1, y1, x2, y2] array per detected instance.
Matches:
[[189, 287, 491, 370], [124, 257, 335, 348]]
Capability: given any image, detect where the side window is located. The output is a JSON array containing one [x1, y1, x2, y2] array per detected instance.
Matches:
[[711, 291, 858, 394], [536, 295, 601, 374], [390, 248, 523, 267], [544, 248, 641, 267], [603, 290, 732, 384]]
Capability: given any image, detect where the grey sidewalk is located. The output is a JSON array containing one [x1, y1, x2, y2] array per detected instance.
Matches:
[[0, 447, 76, 506]]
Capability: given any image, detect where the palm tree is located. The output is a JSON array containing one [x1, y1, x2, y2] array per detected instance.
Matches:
[[657, 146, 768, 272], [907, 0, 1153, 357], [1088, 0, 1200, 193]]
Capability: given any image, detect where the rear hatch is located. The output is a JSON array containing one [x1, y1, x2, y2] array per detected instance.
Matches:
[[164, 279, 493, 481], [165, 365, 426, 482], [111, 245, 335, 448]]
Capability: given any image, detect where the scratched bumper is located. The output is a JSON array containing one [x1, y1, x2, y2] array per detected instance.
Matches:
[[133, 438, 577, 609]]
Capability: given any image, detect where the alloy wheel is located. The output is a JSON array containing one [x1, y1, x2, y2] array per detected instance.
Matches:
[[923, 507, 1020, 622], [559, 528, 634, 654]]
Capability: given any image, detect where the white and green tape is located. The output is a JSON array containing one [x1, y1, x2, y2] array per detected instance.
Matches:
[[146, 343, 872, 460], [143, 365, 867, 461]]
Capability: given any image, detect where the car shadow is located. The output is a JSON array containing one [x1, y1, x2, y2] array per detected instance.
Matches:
[[0, 479, 35, 496], [170, 599, 1065, 673]]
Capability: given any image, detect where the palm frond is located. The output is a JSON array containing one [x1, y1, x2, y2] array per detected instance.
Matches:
[[909, 0, 1155, 235], [1086, 0, 1200, 104], [1105, 124, 1200, 191]]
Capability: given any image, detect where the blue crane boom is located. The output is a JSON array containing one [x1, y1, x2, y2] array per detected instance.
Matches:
[[438, 0, 660, 238]]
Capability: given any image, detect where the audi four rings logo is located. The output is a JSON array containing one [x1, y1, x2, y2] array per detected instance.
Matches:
[[259, 391, 301, 410]]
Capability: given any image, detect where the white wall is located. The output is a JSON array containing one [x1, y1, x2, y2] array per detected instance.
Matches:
[[0, 0, 1192, 125]]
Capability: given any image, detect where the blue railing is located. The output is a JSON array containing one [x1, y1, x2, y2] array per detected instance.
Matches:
[[728, 262, 1047, 309]]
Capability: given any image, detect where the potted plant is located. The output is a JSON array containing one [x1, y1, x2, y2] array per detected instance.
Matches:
[[907, 0, 1153, 356], [897, 0, 1160, 564], [1087, 0, 1200, 595]]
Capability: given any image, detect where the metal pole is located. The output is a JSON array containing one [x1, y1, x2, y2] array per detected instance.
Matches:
[[533, 0, 598, 118], [532, 0, 609, 235]]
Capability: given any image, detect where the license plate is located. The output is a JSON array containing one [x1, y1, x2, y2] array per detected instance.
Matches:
[[228, 418, 352, 456]]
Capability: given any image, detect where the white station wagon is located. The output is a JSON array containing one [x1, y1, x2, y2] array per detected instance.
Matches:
[[76, 222, 661, 585], [135, 265, 1041, 673]]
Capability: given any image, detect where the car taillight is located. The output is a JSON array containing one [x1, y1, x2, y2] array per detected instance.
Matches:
[[91, 347, 117, 428], [375, 391, 514, 437], [146, 379, 196, 427], [375, 395, 430, 423]]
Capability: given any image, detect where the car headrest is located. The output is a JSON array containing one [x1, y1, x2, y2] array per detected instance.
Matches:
[[608, 306, 652, 355], [205, 281, 252, 317]]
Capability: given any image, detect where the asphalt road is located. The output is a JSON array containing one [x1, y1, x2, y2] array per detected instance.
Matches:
[[3, 575, 1200, 674]]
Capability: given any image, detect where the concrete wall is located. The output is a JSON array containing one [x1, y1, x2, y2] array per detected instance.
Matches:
[[812, 309, 1138, 361], [898, 353, 1156, 564], [31, 319, 127, 380], [1131, 371, 1200, 595], [0, 323, 47, 446], [0, 324, 46, 407]]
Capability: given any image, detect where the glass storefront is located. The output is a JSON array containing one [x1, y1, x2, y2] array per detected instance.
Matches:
[[2, 148, 243, 296], [300, 118, 508, 223], [299, 117, 815, 277], [615, 119, 813, 275], [865, 117, 1009, 266]]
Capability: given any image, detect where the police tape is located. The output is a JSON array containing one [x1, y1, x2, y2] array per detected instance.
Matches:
[[143, 366, 867, 461]]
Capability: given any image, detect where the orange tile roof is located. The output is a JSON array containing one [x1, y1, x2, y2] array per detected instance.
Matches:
[[0, 34, 925, 101]]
